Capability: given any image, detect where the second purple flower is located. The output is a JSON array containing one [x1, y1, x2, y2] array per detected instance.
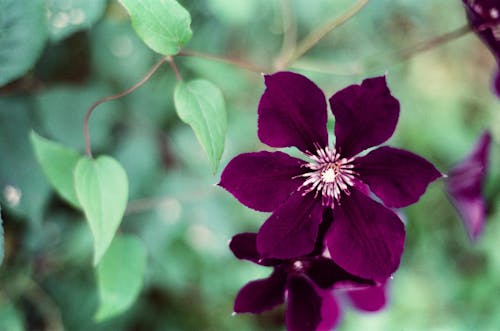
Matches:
[[220, 72, 442, 281]]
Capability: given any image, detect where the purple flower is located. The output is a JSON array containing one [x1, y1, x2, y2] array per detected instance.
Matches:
[[462, 0, 500, 96], [220, 72, 442, 280], [230, 232, 383, 331], [446, 131, 492, 241]]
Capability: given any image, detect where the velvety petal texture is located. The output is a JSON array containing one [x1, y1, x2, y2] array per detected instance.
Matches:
[[229, 232, 261, 263], [326, 189, 405, 281], [347, 283, 387, 312], [234, 269, 287, 314], [305, 257, 373, 289], [258, 71, 329, 153], [286, 274, 323, 331], [257, 191, 323, 259], [447, 131, 492, 241], [356, 146, 442, 208], [317, 291, 340, 331], [463, 0, 500, 59], [495, 69, 500, 96], [330, 76, 400, 157], [219, 151, 305, 212]]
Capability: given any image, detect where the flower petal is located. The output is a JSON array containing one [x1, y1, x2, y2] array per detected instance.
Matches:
[[219, 151, 305, 212], [233, 269, 287, 314], [229, 232, 260, 263], [495, 69, 500, 97], [286, 274, 323, 331], [305, 257, 374, 289], [355, 146, 442, 208], [326, 189, 405, 281], [447, 131, 492, 241], [330, 76, 400, 157], [257, 191, 323, 259], [463, 1, 500, 60], [347, 283, 387, 312], [316, 291, 341, 331], [258, 71, 329, 153]]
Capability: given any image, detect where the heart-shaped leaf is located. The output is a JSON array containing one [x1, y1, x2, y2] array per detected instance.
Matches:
[[118, 0, 192, 55], [30, 131, 81, 208], [74, 156, 128, 265], [94, 235, 147, 321], [174, 79, 227, 173]]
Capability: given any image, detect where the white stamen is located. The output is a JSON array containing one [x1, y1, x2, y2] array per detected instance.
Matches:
[[297, 146, 357, 208]]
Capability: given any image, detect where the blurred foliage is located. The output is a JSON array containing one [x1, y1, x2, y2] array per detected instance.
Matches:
[[0, 0, 499, 330]]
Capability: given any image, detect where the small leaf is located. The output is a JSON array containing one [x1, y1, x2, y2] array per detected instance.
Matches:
[[118, 0, 192, 55], [0, 205, 4, 266], [174, 79, 227, 173], [0, 0, 48, 86], [30, 131, 81, 208], [45, 0, 108, 42], [74, 156, 128, 265], [95, 235, 146, 321]]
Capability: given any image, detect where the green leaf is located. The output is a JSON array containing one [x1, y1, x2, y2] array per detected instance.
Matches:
[[45, 0, 108, 42], [0, 0, 48, 86], [95, 235, 146, 321], [174, 79, 227, 173], [30, 132, 81, 208], [0, 204, 4, 266], [0, 299, 24, 331], [118, 0, 192, 55], [74, 156, 128, 265]]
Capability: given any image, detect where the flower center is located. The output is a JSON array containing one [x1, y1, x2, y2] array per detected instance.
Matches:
[[298, 146, 357, 208]]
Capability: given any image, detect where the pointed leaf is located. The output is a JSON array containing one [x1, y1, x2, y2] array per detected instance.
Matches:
[[174, 79, 227, 173], [0, 0, 48, 86], [95, 235, 146, 321], [118, 0, 192, 55], [30, 131, 81, 208], [74, 156, 128, 265]]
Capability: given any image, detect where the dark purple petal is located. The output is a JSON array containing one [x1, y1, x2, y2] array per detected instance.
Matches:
[[355, 146, 442, 208], [257, 191, 324, 259], [317, 291, 341, 331], [229, 232, 260, 263], [234, 269, 287, 314], [219, 151, 305, 212], [329, 76, 400, 158], [347, 283, 387, 312], [305, 257, 374, 289], [286, 274, 323, 331], [463, 0, 500, 60], [447, 131, 492, 241], [258, 71, 329, 153], [326, 189, 405, 281]]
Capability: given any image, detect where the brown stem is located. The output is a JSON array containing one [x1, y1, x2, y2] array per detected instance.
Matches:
[[178, 50, 267, 73], [83, 56, 169, 158], [274, 0, 297, 71], [396, 24, 471, 62], [283, 0, 369, 68], [167, 56, 183, 81]]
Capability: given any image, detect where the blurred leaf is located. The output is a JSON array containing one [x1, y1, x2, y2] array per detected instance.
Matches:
[[74, 156, 128, 265], [0, 204, 3, 265], [174, 79, 227, 173], [45, 0, 107, 41], [30, 131, 81, 208], [95, 235, 146, 321], [118, 0, 192, 55], [0, 299, 24, 331], [0, 0, 48, 86], [35, 84, 118, 151], [0, 98, 50, 224]]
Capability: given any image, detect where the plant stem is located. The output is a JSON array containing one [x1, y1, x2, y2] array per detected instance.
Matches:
[[167, 56, 183, 81], [396, 24, 471, 62], [282, 0, 369, 68], [83, 56, 169, 158], [274, 0, 297, 71], [178, 50, 267, 74]]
